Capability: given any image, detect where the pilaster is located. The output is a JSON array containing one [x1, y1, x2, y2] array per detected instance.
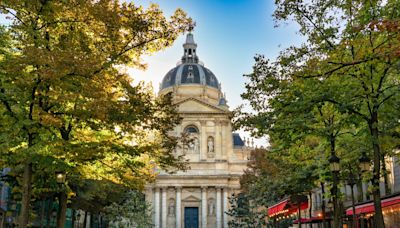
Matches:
[[216, 187, 222, 228], [176, 187, 182, 228], [162, 187, 167, 228], [201, 186, 208, 228], [223, 188, 229, 228], [154, 187, 160, 228]]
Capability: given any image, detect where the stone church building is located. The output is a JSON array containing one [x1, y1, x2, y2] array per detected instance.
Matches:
[[145, 32, 250, 228]]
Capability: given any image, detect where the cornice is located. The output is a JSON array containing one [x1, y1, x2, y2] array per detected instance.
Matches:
[[175, 97, 229, 113]]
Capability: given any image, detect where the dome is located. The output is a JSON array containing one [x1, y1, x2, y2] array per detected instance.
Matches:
[[161, 63, 219, 90], [160, 33, 220, 91]]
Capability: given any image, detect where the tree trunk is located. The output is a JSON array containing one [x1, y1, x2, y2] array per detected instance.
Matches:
[[90, 213, 93, 228], [40, 198, 46, 228], [98, 213, 102, 228], [19, 162, 33, 227], [369, 114, 385, 228], [57, 191, 68, 228], [321, 182, 327, 228], [298, 203, 302, 228], [350, 185, 356, 228], [332, 173, 341, 228], [71, 210, 75, 228], [46, 196, 54, 228], [329, 136, 341, 228], [309, 192, 312, 228], [381, 154, 391, 195], [356, 178, 364, 202], [83, 211, 87, 228]]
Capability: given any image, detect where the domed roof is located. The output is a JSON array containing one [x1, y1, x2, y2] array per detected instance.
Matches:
[[160, 33, 220, 90], [161, 63, 219, 90]]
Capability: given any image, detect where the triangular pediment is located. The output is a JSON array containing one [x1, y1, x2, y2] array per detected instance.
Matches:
[[176, 97, 228, 113], [183, 195, 200, 202]]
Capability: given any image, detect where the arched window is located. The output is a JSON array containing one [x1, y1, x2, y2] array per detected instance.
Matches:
[[185, 125, 199, 134]]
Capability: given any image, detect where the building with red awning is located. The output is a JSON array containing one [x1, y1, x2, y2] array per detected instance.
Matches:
[[346, 194, 400, 216], [344, 193, 400, 227], [267, 195, 310, 227], [267, 198, 308, 218]]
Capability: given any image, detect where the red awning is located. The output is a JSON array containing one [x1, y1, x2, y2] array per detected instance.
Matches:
[[346, 195, 400, 215], [268, 199, 290, 217], [287, 201, 308, 214], [268, 198, 308, 217]]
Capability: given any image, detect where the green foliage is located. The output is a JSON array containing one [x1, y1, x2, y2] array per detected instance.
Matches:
[[237, 0, 400, 227], [226, 193, 266, 228], [0, 0, 192, 225], [240, 149, 318, 207], [0, 0, 192, 182], [69, 179, 129, 214], [104, 191, 153, 228]]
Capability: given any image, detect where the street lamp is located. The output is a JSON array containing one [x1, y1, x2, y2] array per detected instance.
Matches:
[[327, 199, 333, 210], [328, 154, 340, 172], [76, 212, 81, 228], [55, 171, 66, 228], [328, 150, 370, 228], [55, 171, 66, 184], [359, 152, 370, 172], [347, 172, 357, 228], [328, 153, 340, 228]]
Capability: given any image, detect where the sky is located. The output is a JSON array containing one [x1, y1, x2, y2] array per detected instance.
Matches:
[[130, 0, 303, 145], [131, 0, 302, 102]]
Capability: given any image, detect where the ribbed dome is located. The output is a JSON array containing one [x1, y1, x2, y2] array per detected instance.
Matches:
[[161, 63, 219, 90], [160, 33, 220, 91]]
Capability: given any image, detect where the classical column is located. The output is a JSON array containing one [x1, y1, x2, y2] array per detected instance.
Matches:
[[145, 186, 153, 204], [216, 187, 222, 228], [154, 188, 160, 228], [201, 186, 208, 228], [223, 188, 229, 228], [162, 187, 167, 228], [221, 121, 226, 159], [200, 120, 207, 160], [176, 187, 182, 228], [215, 120, 222, 159]]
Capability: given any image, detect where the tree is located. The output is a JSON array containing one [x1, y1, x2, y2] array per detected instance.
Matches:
[[236, 147, 317, 227], [236, 55, 361, 227], [0, 0, 192, 226], [272, 1, 400, 226], [226, 193, 266, 228], [104, 190, 153, 228], [236, 0, 399, 227]]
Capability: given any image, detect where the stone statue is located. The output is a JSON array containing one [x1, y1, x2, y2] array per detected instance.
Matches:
[[194, 137, 199, 153], [208, 199, 215, 216], [188, 140, 195, 153], [168, 200, 175, 216], [207, 137, 214, 153]]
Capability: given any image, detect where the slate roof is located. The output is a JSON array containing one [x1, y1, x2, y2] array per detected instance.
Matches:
[[233, 133, 245, 147], [160, 63, 219, 90]]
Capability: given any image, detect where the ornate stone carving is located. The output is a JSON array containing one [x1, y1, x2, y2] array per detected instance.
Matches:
[[207, 136, 215, 158], [168, 199, 175, 216], [207, 137, 214, 153], [188, 137, 199, 153], [208, 198, 215, 216]]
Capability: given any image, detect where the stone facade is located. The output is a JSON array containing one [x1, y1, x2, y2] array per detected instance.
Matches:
[[145, 33, 250, 228]]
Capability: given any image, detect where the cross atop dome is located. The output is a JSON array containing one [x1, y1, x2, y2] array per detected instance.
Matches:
[[188, 22, 195, 32]]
